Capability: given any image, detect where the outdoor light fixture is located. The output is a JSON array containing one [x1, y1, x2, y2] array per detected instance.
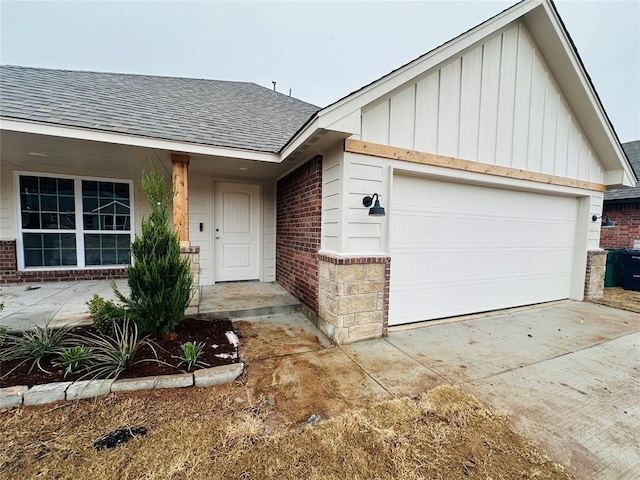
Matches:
[[592, 214, 615, 228], [363, 193, 386, 216]]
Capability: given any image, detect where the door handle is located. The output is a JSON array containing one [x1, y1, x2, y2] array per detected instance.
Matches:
[[215, 228, 220, 239]]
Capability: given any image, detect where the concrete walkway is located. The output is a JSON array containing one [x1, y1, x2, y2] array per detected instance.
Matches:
[[236, 301, 640, 480], [0, 280, 299, 332]]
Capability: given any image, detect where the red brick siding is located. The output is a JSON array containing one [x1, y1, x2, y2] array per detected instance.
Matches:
[[600, 203, 640, 249], [0, 240, 127, 284], [1, 240, 17, 272], [276, 156, 322, 313]]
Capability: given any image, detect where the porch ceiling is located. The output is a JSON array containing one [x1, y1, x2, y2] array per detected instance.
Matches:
[[0, 129, 339, 180]]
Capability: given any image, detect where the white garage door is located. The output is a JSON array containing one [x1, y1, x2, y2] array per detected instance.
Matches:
[[389, 175, 578, 326]]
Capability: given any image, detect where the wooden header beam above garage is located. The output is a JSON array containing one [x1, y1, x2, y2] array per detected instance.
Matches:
[[345, 139, 606, 193]]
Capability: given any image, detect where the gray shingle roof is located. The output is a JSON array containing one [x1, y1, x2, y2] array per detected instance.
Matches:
[[0, 65, 320, 153], [604, 140, 640, 201]]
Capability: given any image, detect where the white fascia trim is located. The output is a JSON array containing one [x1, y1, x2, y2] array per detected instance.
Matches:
[[279, 116, 320, 160], [538, 1, 637, 185], [0, 118, 281, 163], [316, 0, 542, 127]]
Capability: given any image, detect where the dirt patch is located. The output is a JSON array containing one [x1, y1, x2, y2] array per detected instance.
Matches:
[[235, 318, 326, 362], [591, 287, 640, 313], [0, 317, 238, 388], [245, 349, 390, 425], [0, 385, 573, 479]]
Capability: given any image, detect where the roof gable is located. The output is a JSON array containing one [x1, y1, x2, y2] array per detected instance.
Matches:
[[310, 0, 635, 187], [0, 66, 320, 153]]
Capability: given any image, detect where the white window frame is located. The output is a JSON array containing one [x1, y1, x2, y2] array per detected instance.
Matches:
[[14, 171, 135, 271]]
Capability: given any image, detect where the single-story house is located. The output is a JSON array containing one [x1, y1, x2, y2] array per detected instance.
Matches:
[[0, 0, 636, 344], [600, 140, 640, 249]]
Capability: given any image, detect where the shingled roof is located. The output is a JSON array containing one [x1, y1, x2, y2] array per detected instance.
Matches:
[[604, 140, 640, 202], [0, 65, 320, 153]]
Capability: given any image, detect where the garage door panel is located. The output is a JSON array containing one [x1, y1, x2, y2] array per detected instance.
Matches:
[[389, 176, 578, 326]]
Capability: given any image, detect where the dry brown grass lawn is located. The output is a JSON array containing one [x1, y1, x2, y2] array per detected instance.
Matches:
[[592, 287, 640, 313], [0, 384, 572, 480]]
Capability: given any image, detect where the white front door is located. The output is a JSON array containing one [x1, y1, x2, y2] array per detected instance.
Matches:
[[214, 181, 261, 282]]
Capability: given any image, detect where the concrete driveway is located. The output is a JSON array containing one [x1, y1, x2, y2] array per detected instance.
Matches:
[[237, 300, 639, 480]]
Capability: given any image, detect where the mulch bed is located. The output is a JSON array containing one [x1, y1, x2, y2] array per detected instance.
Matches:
[[0, 316, 239, 388]]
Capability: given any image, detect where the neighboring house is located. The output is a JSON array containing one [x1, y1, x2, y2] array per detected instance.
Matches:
[[0, 0, 636, 344], [600, 140, 640, 249]]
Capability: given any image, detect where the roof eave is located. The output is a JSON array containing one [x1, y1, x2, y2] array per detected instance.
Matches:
[[0, 117, 281, 163]]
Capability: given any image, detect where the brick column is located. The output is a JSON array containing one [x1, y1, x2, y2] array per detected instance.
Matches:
[[317, 254, 390, 345], [584, 249, 606, 300]]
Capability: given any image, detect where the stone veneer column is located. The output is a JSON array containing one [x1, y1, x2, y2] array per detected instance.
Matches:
[[317, 254, 390, 345], [584, 249, 606, 300], [180, 246, 200, 312]]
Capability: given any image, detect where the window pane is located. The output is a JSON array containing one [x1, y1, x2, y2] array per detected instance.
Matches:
[[39, 177, 57, 195], [85, 235, 100, 248], [102, 235, 116, 248], [115, 183, 129, 201], [42, 213, 59, 229], [42, 213, 59, 230], [22, 212, 41, 229], [24, 249, 43, 267], [102, 250, 117, 265], [61, 249, 77, 266], [98, 199, 115, 214], [23, 233, 42, 249], [116, 235, 131, 248], [85, 249, 101, 265], [82, 181, 98, 197], [83, 214, 99, 230], [83, 197, 98, 213], [59, 213, 75, 230], [40, 195, 57, 212], [117, 249, 130, 264], [43, 249, 61, 266], [113, 215, 128, 230], [100, 214, 112, 230], [43, 234, 61, 248], [58, 179, 74, 196], [99, 182, 114, 198], [60, 233, 76, 249], [20, 176, 39, 194], [21, 193, 39, 211], [59, 196, 75, 213]]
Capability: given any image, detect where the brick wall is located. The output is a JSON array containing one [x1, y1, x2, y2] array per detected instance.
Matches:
[[600, 203, 640, 249], [0, 240, 127, 284], [276, 156, 322, 313]]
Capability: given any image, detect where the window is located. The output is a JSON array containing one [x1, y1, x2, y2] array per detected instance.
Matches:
[[18, 174, 133, 269]]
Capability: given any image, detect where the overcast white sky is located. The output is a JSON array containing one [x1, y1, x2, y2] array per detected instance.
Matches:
[[1, 0, 638, 142]]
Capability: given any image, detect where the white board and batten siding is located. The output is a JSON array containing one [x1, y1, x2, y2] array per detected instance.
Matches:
[[337, 19, 610, 325], [360, 22, 605, 185]]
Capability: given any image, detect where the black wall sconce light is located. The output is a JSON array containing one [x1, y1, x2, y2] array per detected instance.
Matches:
[[592, 214, 615, 228], [363, 193, 386, 216]]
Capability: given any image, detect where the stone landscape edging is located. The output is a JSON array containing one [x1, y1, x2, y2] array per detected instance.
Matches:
[[0, 362, 244, 408]]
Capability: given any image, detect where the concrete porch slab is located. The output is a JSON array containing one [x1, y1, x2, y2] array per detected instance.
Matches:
[[0, 279, 299, 332], [199, 281, 301, 318]]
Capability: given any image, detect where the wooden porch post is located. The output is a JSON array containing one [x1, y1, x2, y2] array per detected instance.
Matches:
[[171, 153, 190, 247]]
